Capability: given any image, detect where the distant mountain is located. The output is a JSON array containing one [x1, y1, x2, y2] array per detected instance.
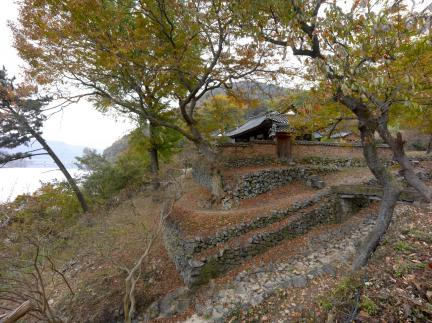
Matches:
[[199, 81, 291, 118], [103, 135, 130, 163], [200, 81, 288, 101], [1, 141, 93, 168]]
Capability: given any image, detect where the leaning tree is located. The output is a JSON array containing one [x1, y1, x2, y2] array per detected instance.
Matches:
[[0, 68, 89, 212], [242, 0, 432, 268]]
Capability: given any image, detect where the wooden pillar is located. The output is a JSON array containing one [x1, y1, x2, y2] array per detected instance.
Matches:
[[276, 132, 292, 161]]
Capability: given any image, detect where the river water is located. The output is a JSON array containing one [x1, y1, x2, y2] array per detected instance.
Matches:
[[0, 168, 83, 203]]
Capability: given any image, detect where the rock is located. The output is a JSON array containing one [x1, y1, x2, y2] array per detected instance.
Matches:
[[263, 280, 275, 290], [188, 259, 205, 268], [250, 293, 264, 306], [312, 180, 325, 189], [322, 264, 336, 277], [280, 278, 293, 289], [251, 283, 261, 291], [221, 198, 232, 210], [292, 275, 307, 288], [157, 287, 191, 318]]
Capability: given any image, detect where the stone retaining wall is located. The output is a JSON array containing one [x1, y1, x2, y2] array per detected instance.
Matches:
[[193, 163, 333, 203], [191, 160, 214, 192], [223, 155, 277, 169], [163, 191, 368, 287], [224, 165, 333, 201]]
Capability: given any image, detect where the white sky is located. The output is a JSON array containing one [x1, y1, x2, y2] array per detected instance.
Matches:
[[0, 0, 135, 150]]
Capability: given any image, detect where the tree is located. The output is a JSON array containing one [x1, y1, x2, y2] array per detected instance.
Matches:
[[389, 39, 432, 153], [196, 94, 248, 138], [75, 125, 182, 200], [243, 0, 432, 268], [0, 68, 89, 212], [13, 0, 275, 165], [276, 88, 356, 139]]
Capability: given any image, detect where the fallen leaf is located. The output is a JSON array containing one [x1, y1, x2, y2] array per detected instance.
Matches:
[[358, 310, 370, 318], [419, 303, 432, 315], [411, 280, 426, 298]]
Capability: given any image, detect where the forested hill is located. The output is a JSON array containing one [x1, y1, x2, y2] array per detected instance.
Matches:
[[200, 81, 290, 117], [200, 81, 288, 101], [0, 141, 92, 168], [103, 135, 130, 163]]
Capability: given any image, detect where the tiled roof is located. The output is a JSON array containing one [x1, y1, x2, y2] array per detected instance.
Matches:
[[224, 115, 268, 137], [224, 112, 290, 137], [268, 113, 289, 124], [313, 130, 353, 139], [269, 123, 293, 137]]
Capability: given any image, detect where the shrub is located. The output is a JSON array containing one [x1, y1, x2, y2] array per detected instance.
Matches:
[[1, 182, 82, 239], [76, 148, 150, 203], [360, 296, 379, 315], [394, 241, 414, 252], [318, 275, 364, 320]]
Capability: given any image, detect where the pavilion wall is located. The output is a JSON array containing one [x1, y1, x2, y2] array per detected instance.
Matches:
[[217, 140, 392, 161]]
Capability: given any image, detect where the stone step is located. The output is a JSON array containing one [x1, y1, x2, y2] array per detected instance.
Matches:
[[145, 203, 382, 321]]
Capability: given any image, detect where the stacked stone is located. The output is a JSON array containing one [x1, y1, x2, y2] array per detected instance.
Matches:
[[223, 156, 276, 169], [227, 165, 334, 200]]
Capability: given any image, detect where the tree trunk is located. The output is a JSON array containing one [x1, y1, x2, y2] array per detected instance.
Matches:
[[427, 134, 432, 154], [149, 147, 159, 175], [149, 147, 159, 189], [377, 124, 432, 202], [189, 125, 224, 198], [352, 126, 402, 270], [30, 129, 89, 212], [351, 183, 400, 270], [8, 107, 89, 212], [147, 121, 160, 189], [183, 120, 215, 161], [336, 93, 402, 269], [1, 300, 32, 323]]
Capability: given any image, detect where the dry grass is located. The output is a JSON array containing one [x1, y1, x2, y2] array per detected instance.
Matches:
[[45, 192, 184, 322]]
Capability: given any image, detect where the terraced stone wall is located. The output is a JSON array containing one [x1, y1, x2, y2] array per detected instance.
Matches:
[[163, 191, 368, 287], [192, 141, 391, 195], [192, 162, 332, 202], [223, 165, 333, 201]]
